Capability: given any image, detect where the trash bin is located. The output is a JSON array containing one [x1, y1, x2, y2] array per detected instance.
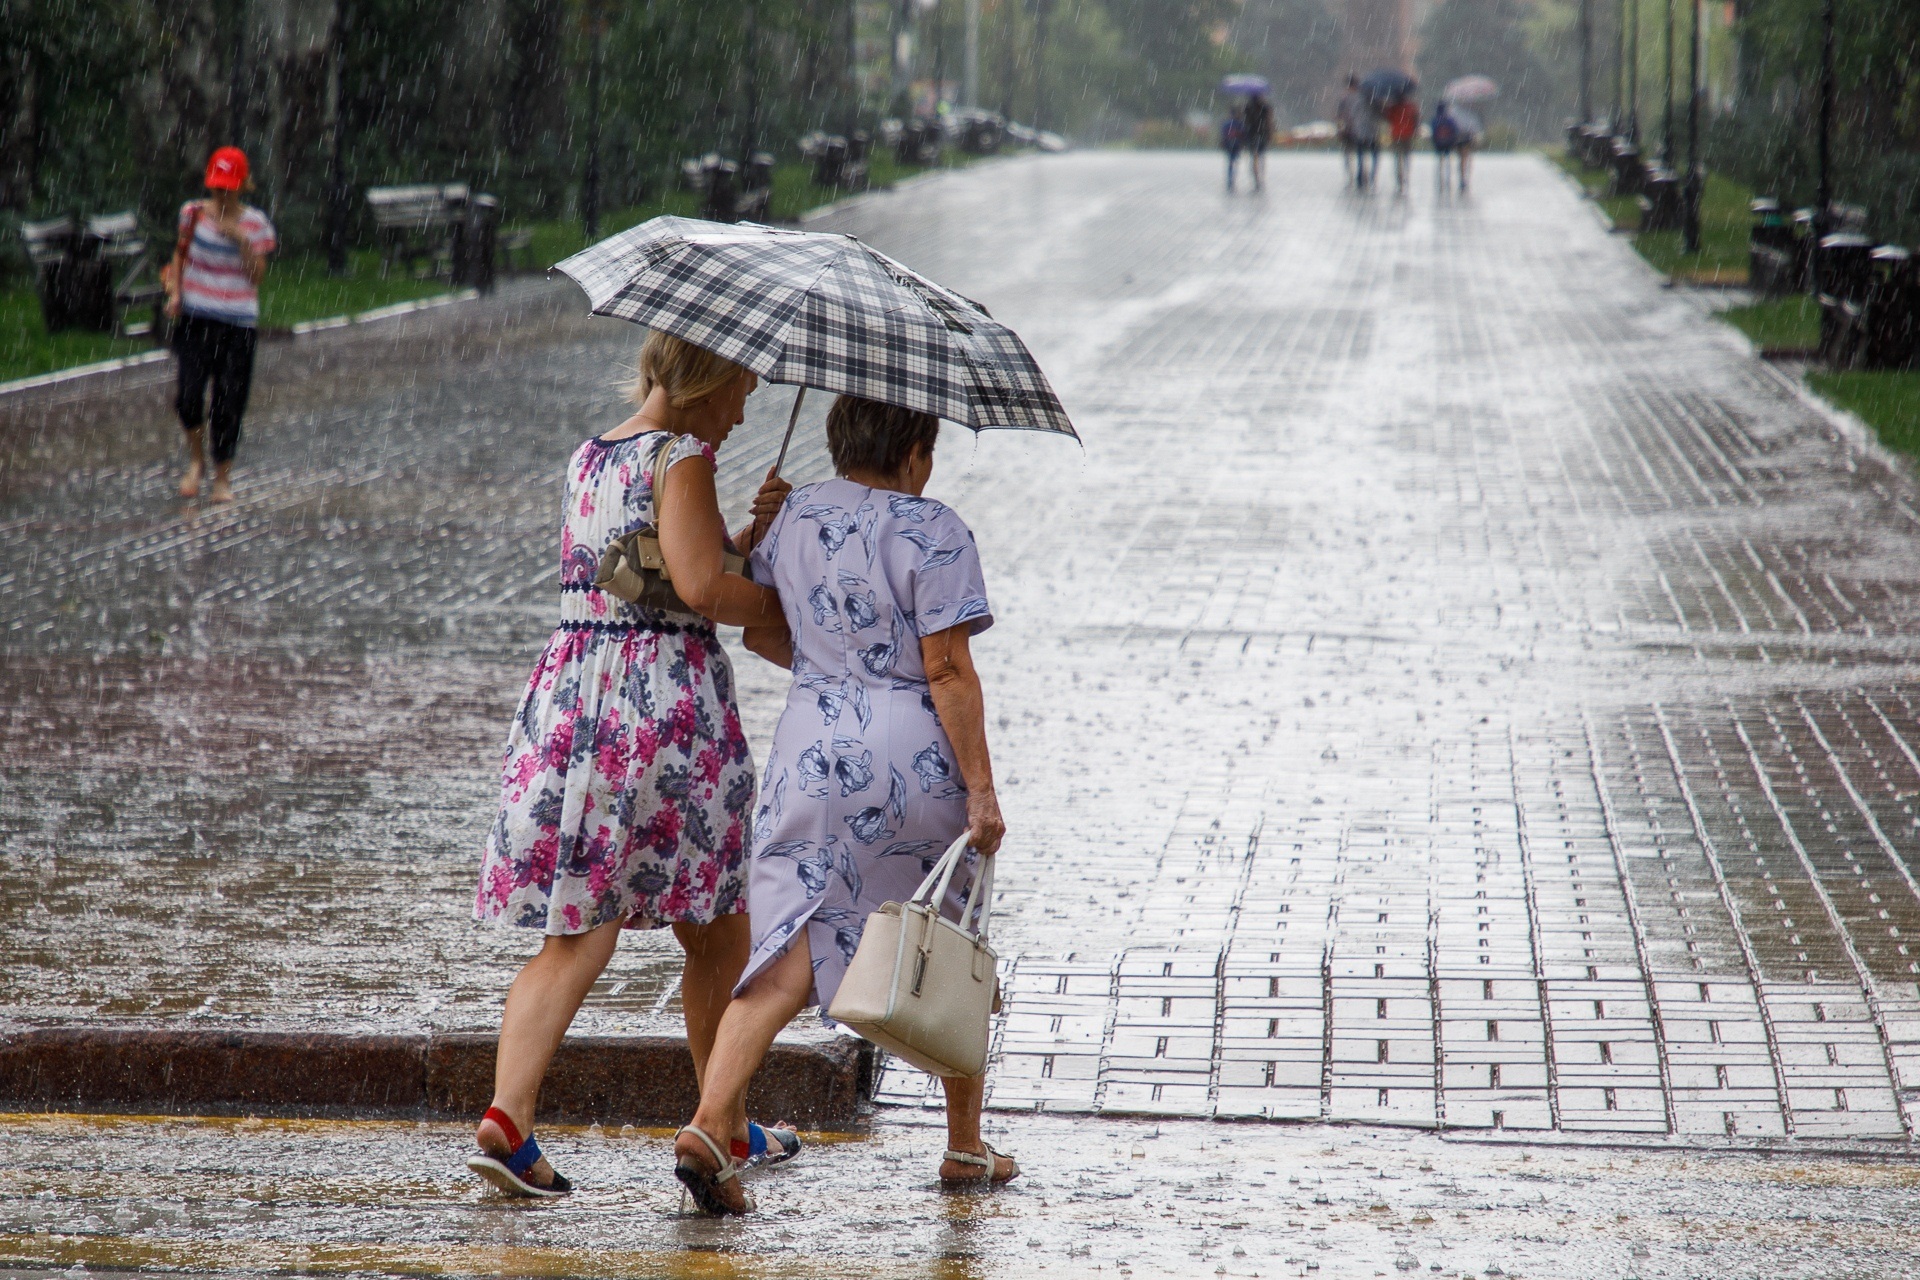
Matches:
[[1815, 232, 1876, 366], [1608, 138, 1644, 198], [810, 135, 848, 188], [1748, 198, 1796, 295], [453, 193, 499, 294], [1638, 168, 1681, 232], [896, 120, 941, 166], [701, 159, 741, 222], [1863, 245, 1919, 371]]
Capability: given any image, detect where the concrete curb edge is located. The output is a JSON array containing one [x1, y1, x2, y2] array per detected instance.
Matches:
[[0, 1027, 877, 1130]]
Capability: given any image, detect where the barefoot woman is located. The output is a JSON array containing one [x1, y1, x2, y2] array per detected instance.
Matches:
[[467, 332, 790, 1195]]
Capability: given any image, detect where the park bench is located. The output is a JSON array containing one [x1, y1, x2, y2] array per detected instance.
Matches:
[[366, 184, 469, 278], [18, 210, 166, 340]]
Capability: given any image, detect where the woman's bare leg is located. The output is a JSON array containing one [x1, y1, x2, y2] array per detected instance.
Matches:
[[673, 915, 752, 1140], [678, 934, 814, 1206], [937, 1073, 1015, 1180], [179, 428, 207, 498], [475, 919, 623, 1184]]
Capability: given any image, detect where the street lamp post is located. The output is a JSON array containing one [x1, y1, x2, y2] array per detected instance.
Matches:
[[323, 0, 349, 276], [581, 4, 607, 241], [963, 0, 979, 109], [1579, 0, 1593, 124], [1660, 0, 1674, 164], [1627, 0, 1640, 143], [1682, 0, 1703, 252], [1613, 0, 1626, 132], [1809, 0, 1835, 298]]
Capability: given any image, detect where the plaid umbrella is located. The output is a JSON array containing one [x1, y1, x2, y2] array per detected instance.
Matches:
[[553, 216, 1077, 446]]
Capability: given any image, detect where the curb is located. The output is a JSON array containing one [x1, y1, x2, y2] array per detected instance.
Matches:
[[0, 286, 492, 401], [0, 1028, 876, 1129]]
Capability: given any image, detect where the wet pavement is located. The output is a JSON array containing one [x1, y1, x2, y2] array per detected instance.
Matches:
[[9, 150, 1920, 1271], [5, 1110, 1920, 1279]]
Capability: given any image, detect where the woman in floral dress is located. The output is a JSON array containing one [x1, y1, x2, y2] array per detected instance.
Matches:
[[466, 332, 790, 1197], [669, 395, 1016, 1215]]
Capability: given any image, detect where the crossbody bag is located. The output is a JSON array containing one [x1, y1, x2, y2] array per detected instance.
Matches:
[[593, 433, 747, 615]]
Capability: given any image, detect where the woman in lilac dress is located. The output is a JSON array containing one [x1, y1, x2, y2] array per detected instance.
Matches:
[[669, 395, 1015, 1214], [466, 332, 790, 1197]]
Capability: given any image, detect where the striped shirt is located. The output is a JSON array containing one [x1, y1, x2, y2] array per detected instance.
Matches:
[[177, 201, 276, 327]]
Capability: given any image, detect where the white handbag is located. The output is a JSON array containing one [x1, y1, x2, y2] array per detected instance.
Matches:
[[827, 835, 997, 1078]]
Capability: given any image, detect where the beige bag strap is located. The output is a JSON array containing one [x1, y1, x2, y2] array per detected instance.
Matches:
[[648, 432, 679, 527]]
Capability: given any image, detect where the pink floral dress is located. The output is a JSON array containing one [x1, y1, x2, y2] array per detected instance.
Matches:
[[474, 431, 754, 935]]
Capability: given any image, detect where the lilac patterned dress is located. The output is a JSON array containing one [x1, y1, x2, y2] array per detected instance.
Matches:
[[474, 431, 754, 935], [738, 477, 992, 1008]]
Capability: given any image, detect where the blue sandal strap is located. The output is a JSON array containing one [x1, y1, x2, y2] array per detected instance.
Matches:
[[746, 1123, 768, 1159], [506, 1132, 544, 1177]]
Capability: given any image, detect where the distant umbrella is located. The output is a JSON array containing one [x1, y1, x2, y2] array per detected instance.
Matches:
[[1358, 68, 1417, 106], [1220, 74, 1271, 96], [1443, 75, 1500, 104]]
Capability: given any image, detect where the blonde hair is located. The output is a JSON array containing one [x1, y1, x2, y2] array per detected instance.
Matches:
[[630, 330, 748, 408]]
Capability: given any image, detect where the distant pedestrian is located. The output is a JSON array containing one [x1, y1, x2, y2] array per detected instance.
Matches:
[[670, 395, 1014, 1215], [1431, 100, 1462, 189], [1454, 106, 1483, 193], [466, 331, 792, 1199], [1221, 112, 1245, 192], [1241, 93, 1275, 192], [1335, 75, 1365, 186], [163, 146, 275, 505], [1386, 94, 1420, 192]]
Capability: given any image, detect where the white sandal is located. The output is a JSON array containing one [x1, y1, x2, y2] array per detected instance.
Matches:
[[940, 1141, 1020, 1186], [674, 1124, 755, 1215]]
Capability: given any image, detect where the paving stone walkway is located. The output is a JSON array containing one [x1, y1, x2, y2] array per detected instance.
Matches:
[[9, 152, 1920, 1154]]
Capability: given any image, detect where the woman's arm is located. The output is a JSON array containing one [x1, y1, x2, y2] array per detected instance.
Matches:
[[921, 623, 1005, 856], [742, 621, 794, 669], [659, 455, 786, 628]]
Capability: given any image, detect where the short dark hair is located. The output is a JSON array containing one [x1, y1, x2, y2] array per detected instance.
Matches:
[[826, 396, 939, 477]]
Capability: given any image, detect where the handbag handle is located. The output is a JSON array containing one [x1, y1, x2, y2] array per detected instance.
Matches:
[[907, 834, 995, 946]]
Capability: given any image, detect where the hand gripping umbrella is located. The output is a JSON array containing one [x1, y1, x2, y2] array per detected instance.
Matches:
[[553, 216, 1077, 475]]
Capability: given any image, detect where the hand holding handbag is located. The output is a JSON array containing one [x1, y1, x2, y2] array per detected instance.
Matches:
[[827, 834, 998, 1078], [594, 433, 748, 614]]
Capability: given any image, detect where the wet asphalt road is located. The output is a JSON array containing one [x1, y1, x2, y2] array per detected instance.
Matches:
[[8, 150, 1920, 1274]]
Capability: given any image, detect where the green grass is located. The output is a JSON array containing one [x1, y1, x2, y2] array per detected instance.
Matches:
[[1551, 149, 1753, 281], [0, 290, 150, 380], [1810, 370, 1920, 457], [2, 248, 475, 383], [1720, 296, 1821, 351], [518, 151, 977, 269], [3, 149, 981, 383]]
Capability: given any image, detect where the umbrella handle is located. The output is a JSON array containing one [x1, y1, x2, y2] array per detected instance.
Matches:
[[772, 385, 807, 478]]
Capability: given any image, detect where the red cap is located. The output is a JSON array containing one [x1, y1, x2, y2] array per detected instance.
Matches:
[[205, 146, 248, 191]]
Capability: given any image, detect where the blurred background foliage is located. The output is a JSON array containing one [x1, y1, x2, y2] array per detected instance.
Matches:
[[2, 0, 1913, 273], [0, 0, 1239, 269]]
